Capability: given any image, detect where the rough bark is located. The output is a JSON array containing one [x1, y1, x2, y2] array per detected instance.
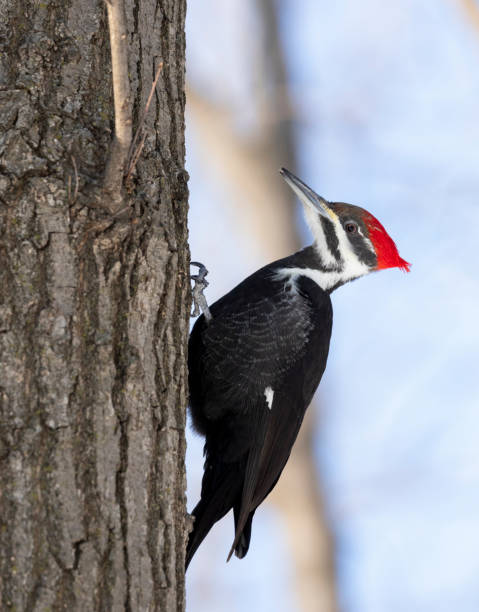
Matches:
[[0, 1, 189, 610]]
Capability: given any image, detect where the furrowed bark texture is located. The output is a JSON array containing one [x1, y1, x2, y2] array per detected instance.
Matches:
[[0, 1, 189, 610]]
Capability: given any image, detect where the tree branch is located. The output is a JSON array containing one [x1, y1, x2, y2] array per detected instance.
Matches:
[[126, 61, 164, 182], [104, 0, 132, 210]]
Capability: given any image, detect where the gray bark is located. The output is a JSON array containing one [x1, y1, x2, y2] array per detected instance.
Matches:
[[0, 1, 189, 610]]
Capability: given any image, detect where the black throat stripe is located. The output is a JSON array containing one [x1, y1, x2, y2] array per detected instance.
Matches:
[[320, 217, 340, 262]]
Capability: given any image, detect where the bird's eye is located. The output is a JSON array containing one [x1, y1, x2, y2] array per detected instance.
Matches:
[[345, 222, 358, 234]]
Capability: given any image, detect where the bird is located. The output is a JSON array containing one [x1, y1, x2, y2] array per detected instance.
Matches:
[[186, 168, 410, 569]]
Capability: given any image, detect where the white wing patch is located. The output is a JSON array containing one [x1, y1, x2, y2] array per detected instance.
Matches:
[[264, 386, 274, 410]]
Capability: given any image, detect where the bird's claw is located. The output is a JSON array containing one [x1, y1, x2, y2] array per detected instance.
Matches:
[[190, 261, 212, 322]]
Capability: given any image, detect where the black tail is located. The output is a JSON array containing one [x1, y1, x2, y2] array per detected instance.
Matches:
[[186, 461, 243, 569], [232, 506, 255, 559], [186, 499, 226, 569]]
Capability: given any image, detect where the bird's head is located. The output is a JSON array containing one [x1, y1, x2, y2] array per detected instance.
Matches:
[[281, 168, 410, 290]]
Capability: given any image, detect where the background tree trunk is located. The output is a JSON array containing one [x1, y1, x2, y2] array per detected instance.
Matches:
[[186, 1, 338, 608], [0, 1, 188, 610]]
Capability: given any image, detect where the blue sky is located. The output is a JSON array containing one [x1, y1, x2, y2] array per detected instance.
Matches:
[[185, 2, 479, 610]]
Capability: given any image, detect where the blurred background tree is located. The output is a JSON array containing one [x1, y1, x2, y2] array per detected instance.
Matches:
[[187, 1, 337, 609], [185, 1, 479, 612]]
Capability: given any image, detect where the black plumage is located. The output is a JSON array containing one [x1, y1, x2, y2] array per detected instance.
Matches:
[[186, 248, 333, 568]]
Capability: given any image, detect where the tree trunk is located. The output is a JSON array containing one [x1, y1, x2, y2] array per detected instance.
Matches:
[[0, 1, 189, 610]]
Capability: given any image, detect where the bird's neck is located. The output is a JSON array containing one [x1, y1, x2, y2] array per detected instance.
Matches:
[[273, 245, 366, 293]]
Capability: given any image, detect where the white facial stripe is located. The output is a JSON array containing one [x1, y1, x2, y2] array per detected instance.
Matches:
[[275, 260, 369, 292], [290, 184, 374, 288], [295, 209, 370, 288], [329, 216, 370, 281], [304, 207, 338, 267], [286, 177, 342, 267], [264, 386, 274, 409], [275, 267, 341, 292]]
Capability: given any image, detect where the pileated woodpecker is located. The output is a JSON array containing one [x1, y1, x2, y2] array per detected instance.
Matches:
[[186, 168, 409, 568]]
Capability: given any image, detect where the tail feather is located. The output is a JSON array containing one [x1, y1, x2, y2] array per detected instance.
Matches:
[[232, 507, 255, 559], [186, 465, 242, 569], [186, 500, 219, 569], [227, 405, 269, 561]]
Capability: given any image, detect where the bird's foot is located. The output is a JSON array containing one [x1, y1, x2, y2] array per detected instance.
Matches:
[[190, 261, 212, 322], [185, 512, 195, 536]]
